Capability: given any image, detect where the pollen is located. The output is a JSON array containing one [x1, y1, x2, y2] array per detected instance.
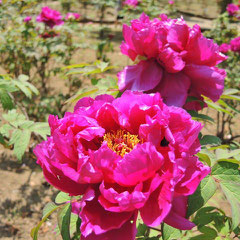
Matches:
[[103, 129, 142, 157]]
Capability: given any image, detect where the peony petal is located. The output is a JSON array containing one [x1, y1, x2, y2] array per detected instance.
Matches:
[[81, 211, 137, 240], [80, 193, 134, 237], [184, 64, 225, 102], [118, 60, 163, 92], [164, 196, 195, 230], [155, 71, 191, 107], [114, 142, 164, 186]]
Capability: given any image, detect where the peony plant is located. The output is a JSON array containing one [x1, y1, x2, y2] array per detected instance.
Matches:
[[118, 13, 227, 110], [34, 91, 210, 239], [30, 10, 240, 240]]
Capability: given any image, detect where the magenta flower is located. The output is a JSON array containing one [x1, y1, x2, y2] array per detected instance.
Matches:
[[118, 13, 227, 110], [219, 43, 231, 53], [24, 16, 32, 23], [34, 91, 210, 239], [66, 12, 81, 20], [230, 36, 240, 54], [226, 3, 239, 16], [168, 0, 174, 4], [37, 6, 64, 28], [123, 0, 139, 8]]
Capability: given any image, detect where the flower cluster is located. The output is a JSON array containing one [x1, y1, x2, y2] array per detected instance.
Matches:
[[230, 36, 240, 54], [226, 3, 239, 18], [118, 13, 227, 110], [219, 36, 240, 54], [34, 91, 210, 240], [37, 6, 64, 28], [23, 16, 32, 23], [123, 0, 139, 8], [66, 12, 81, 21]]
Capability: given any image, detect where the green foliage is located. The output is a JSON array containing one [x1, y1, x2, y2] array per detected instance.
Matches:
[[57, 203, 72, 240], [0, 109, 50, 160]]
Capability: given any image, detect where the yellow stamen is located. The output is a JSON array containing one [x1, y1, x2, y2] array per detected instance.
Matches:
[[103, 129, 141, 157]]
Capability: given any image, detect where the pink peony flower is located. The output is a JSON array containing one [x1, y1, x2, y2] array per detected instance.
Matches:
[[226, 3, 239, 16], [230, 36, 240, 54], [24, 16, 32, 23], [219, 43, 231, 53], [37, 6, 64, 28], [34, 91, 210, 239], [118, 13, 227, 110], [123, 0, 139, 8], [66, 12, 81, 20]]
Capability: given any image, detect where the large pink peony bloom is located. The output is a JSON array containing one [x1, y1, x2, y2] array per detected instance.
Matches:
[[123, 0, 139, 8], [37, 6, 64, 28], [230, 36, 240, 54], [226, 3, 239, 16], [34, 91, 210, 240], [118, 13, 227, 110]]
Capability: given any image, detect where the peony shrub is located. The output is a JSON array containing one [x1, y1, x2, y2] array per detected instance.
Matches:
[[37, 6, 64, 28], [118, 13, 227, 110], [34, 91, 210, 240]]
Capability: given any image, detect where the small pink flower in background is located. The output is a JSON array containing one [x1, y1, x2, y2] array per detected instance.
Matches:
[[123, 0, 138, 8], [226, 3, 239, 16], [168, 0, 174, 4], [66, 12, 81, 20], [118, 13, 227, 111], [37, 6, 64, 28], [219, 43, 231, 53], [230, 36, 240, 54], [34, 91, 210, 240], [24, 16, 32, 23]]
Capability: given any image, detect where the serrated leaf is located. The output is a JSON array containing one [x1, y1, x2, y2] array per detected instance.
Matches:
[[187, 175, 217, 217], [212, 162, 240, 229], [55, 191, 71, 204], [10, 129, 31, 160], [162, 223, 182, 240], [57, 203, 72, 240], [29, 122, 50, 139]]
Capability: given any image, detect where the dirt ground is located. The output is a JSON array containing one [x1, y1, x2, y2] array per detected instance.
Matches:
[[0, 2, 239, 239]]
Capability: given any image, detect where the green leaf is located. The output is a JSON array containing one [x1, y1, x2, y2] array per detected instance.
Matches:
[[188, 110, 214, 123], [0, 89, 14, 110], [205, 100, 233, 116], [136, 223, 148, 237], [187, 175, 217, 217], [162, 223, 182, 240], [42, 202, 58, 219], [212, 162, 240, 229], [29, 122, 50, 140], [10, 129, 31, 160], [31, 202, 60, 240], [55, 191, 71, 204], [200, 135, 221, 146], [189, 226, 217, 240], [223, 89, 239, 95], [57, 203, 72, 240]]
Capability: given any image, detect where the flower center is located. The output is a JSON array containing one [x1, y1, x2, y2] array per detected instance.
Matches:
[[103, 129, 141, 157]]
